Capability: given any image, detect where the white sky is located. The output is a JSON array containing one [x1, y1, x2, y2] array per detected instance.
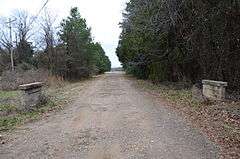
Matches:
[[0, 0, 128, 67]]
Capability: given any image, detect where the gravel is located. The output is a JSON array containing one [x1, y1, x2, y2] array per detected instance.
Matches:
[[0, 72, 219, 159]]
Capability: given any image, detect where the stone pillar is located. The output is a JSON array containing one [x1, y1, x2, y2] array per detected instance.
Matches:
[[202, 80, 228, 100], [19, 82, 44, 110]]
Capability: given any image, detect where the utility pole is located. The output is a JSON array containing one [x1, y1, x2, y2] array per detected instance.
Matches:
[[6, 18, 16, 71], [4, 0, 49, 72]]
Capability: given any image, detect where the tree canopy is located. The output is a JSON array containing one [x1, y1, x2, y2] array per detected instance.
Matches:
[[0, 7, 111, 79], [116, 0, 240, 90]]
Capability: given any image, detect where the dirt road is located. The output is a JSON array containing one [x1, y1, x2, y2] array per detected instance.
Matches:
[[0, 72, 219, 159]]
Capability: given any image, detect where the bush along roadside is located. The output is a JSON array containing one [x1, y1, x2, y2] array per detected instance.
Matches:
[[133, 78, 240, 159]]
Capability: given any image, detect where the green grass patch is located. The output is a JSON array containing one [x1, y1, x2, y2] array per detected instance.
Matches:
[[0, 104, 17, 112], [0, 91, 19, 99], [0, 100, 57, 132], [0, 116, 22, 131]]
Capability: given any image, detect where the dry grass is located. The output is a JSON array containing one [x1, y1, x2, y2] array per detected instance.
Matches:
[[46, 75, 67, 88], [134, 79, 201, 108], [0, 69, 49, 90]]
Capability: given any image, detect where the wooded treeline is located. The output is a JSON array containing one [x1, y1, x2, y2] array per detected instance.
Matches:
[[117, 0, 240, 90], [0, 7, 111, 80]]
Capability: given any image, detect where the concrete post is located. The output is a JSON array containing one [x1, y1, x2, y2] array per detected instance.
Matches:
[[202, 80, 228, 100], [19, 82, 44, 110]]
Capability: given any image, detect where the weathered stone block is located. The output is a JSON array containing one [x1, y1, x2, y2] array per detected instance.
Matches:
[[202, 80, 227, 100], [19, 82, 44, 110]]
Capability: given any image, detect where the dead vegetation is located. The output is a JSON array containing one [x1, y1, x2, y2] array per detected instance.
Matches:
[[0, 69, 48, 90], [134, 78, 240, 159]]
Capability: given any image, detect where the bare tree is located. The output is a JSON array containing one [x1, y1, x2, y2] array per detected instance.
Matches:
[[39, 9, 57, 73], [12, 10, 34, 64], [12, 10, 35, 42], [0, 17, 15, 71]]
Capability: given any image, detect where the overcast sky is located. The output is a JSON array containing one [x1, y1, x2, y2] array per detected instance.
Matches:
[[0, 0, 128, 67]]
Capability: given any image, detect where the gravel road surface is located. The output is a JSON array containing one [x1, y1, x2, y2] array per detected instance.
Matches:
[[0, 72, 219, 159]]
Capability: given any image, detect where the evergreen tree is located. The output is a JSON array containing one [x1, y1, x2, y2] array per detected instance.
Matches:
[[16, 39, 34, 65], [117, 0, 240, 90], [57, 7, 111, 79], [59, 7, 93, 79]]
